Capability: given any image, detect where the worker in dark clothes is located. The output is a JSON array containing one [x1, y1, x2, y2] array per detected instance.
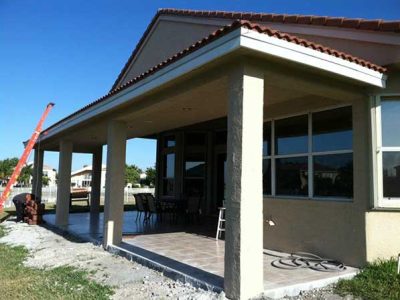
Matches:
[[12, 193, 35, 222]]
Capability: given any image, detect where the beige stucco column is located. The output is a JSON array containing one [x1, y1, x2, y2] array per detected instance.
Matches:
[[103, 120, 126, 248], [224, 63, 264, 300], [55, 140, 73, 226], [31, 148, 44, 200], [90, 146, 102, 215]]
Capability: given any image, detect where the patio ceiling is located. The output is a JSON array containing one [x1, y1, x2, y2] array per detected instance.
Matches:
[[37, 21, 386, 153]]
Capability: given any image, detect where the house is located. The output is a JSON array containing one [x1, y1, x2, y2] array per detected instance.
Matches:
[[27, 162, 57, 187], [70, 164, 106, 188], [30, 9, 400, 299]]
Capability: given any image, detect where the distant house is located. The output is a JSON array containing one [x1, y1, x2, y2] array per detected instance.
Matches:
[[27, 162, 57, 187], [70, 165, 106, 188]]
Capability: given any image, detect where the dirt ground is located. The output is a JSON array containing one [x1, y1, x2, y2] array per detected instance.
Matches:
[[0, 220, 348, 300]]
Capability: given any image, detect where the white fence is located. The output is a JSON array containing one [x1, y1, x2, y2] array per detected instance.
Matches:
[[0, 186, 155, 208]]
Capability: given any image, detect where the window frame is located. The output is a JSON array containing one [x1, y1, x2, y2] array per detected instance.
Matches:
[[263, 104, 354, 201], [374, 95, 400, 208]]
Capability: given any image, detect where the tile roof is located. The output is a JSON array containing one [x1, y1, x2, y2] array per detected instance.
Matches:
[[160, 8, 400, 32], [110, 8, 399, 90], [43, 20, 386, 135]]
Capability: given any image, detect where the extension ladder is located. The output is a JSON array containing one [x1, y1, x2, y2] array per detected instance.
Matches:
[[0, 103, 55, 210]]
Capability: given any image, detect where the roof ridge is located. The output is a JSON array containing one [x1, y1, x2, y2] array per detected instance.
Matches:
[[110, 8, 398, 91], [43, 20, 385, 134], [159, 8, 400, 30]]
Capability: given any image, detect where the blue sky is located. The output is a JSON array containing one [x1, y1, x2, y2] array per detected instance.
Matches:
[[1, 0, 399, 171]]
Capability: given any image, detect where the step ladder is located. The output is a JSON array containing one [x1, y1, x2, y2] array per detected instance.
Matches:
[[0, 103, 54, 211], [215, 207, 226, 240]]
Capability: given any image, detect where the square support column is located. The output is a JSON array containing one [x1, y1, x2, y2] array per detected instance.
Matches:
[[55, 140, 73, 226], [225, 64, 264, 299], [103, 120, 126, 248], [90, 146, 103, 215], [31, 148, 44, 200]]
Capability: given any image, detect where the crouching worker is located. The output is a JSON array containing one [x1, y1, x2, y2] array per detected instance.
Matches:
[[12, 193, 35, 223]]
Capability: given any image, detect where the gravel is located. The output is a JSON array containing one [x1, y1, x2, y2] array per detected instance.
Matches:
[[0, 220, 353, 300], [0, 221, 225, 300]]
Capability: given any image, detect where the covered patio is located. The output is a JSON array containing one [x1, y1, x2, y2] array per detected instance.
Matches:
[[32, 20, 385, 299], [43, 211, 358, 298]]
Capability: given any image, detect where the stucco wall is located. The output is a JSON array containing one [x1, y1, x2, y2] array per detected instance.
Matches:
[[263, 95, 370, 267], [366, 211, 400, 261], [120, 19, 220, 85]]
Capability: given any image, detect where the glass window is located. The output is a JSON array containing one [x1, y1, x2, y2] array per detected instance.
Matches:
[[314, 154, 353, 198], [215, 131, 227, 145], [185, 153, 205, 177], [263, 122, 271, 156], [381, 100, 400, 147], [313, 107, 352, 152], [163, 179, 174, 196], [382, 152, 400, 198], [163, 153, 175, 178], [263, 158, 271, 195], [164, 135, 176, 148], [275, 115, 308, 155], [184, 179, 205, 197], [185, 133, 206, 146], [276, 157, 308, 196]]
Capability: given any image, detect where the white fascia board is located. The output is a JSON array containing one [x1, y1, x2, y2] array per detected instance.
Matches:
[[240, 27, 387, 88], [40, 29, 242, 142]]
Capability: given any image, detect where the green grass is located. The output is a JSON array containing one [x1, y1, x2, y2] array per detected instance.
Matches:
[[335, 258, 400, 300], [0, 225, 113, 299]]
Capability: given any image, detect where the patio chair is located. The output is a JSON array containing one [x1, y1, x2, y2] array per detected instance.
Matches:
[[143, 193, 162, 222], [134, 193, 148, 221]]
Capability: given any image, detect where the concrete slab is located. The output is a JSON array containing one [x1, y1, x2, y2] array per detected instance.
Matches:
[[43, 212, 358, 299]]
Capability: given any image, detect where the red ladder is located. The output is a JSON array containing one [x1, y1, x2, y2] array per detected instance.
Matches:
[[0, 103, 55, 210]]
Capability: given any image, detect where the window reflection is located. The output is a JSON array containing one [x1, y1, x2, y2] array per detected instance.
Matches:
[[382, 100, 400, 147], [276, 157, 308, 196], [263, 122, 271, 156], [313, 107, 352, 152], [313, 154, 353, 198], [263, 158, 271, 195], [185, 153, 205, 177], [163, 153, 175, 178], [383, 152, 400, 198], [275, 115, 308, 155]]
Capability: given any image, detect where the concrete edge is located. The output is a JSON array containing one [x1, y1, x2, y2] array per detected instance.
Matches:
[[107, 244, 224, 293], [264, 271, 358, 299]]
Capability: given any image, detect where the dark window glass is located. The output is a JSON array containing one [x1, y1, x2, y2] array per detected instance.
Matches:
[[275, 115, 308, 155], [381, 100, 400, 147], [164, 135, 176, 148], [163, 153, 175, 178], [215, 131, 227, 145], [185, 153, 205, 177], [163, 179, 174, 196], [313, 154, 353, 198], [263, 122, 271, 156], [184, 179, 204, 197], [276, 157, 308, 196], [313, 107, 352, 152], [185, 133, 206, 146], [383, 152, 400, 198], [263, 158, 271, 195]]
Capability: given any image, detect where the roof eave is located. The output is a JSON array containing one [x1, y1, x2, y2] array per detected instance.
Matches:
[[39, 26, 386, 143], [240, 27, 386, 88]]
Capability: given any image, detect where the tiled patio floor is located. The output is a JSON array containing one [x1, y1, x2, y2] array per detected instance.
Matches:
[[43, 211, 358, 298]]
